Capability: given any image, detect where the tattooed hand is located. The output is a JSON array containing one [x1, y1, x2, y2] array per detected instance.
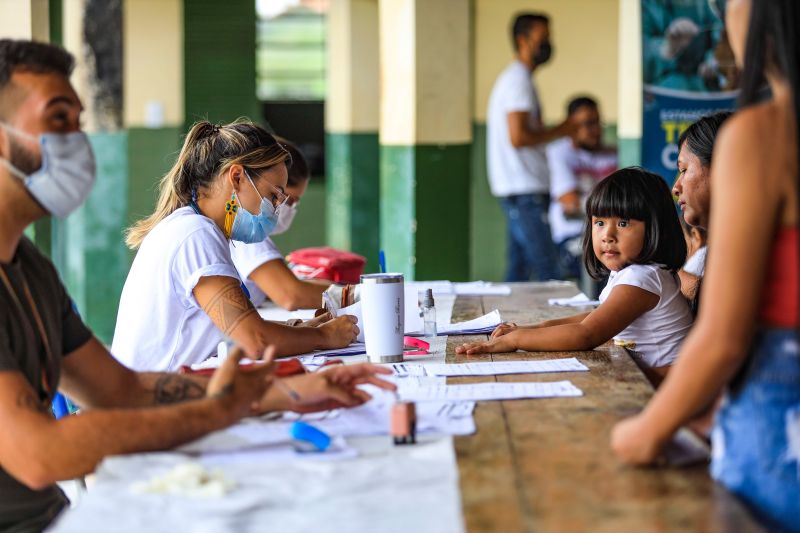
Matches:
[[207, 345, 276, 421]]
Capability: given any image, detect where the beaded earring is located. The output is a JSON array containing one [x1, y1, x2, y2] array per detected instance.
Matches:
[[223, 192, 239, 238]]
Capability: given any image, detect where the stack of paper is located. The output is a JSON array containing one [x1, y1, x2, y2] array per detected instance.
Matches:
[[180, 394, 477, 455], [453, 281, 512, 296], [389, 358, 589, 378], [400, 381, 583, 402], [407, 280, 512, 297], [408, 309, 503, 336], [547, 293, 601, 307]]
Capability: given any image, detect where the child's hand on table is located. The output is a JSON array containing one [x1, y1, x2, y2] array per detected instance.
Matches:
[[455, 331, 519, 355], [491, 322, 518, 338]]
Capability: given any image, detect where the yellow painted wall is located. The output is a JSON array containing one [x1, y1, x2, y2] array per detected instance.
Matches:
[[0, 0, 49, 40], [474, 0, 619, 125], [617, 0, 641, 138], [123, 0, 184, 127], [327, 0, 380, 133], [379, 0, 471, 145]]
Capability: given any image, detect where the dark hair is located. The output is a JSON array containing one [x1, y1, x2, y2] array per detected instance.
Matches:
[[582, 167, 687, 280], [738, 0, 799, 236], [567, 96, 598, 116], [677, 111, 733, 167], [0, 39, 74, 90], [511, 13, 549, 51], [274, 136, 309, 186]]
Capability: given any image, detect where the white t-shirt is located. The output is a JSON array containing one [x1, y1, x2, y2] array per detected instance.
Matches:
[[683, 245, 707, 277], [229, 238, 284, 307], [546, 137, 618, 243], [598, 263, 693, 368], [486, 60, 550, 197], [112, 207, 241, 371]]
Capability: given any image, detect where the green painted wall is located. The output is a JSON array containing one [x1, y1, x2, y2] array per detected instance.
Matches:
[[325, 132, 380, 271], [63, 133, 129, 344], [469, 123, 506, 281], [380, 144, 471, 281], [183, 0, 259, 126], [618, 136, 641, 167]]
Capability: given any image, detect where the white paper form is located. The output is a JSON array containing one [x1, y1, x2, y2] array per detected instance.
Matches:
[[257, 307, 317, 322], [453, 281, 512, 296], [399, 381, 583, 402], [417, 358, 589, 377], [547, 293, 601, 307], [180, 394, 476, 454], [406, 309, 503, 336]]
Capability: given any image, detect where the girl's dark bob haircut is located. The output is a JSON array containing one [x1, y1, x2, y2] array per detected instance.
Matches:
[[582, 167, 687, 280]]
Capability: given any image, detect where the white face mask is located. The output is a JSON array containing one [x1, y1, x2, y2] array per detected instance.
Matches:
[[1, 123, 96, 218], [271, 202, 298, 235]]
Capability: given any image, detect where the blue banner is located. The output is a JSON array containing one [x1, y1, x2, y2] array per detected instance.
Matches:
[[641, 0, 738, 184], [642, 86, 737, 183]]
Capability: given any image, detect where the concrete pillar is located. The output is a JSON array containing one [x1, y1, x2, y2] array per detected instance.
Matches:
[[378, 0, 472, 280], [325, 0, 380, 271], [0, 0, 49, 40], [617, 0, 642, 166]]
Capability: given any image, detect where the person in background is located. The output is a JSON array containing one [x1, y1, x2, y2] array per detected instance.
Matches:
[[230, 138, 333, 310], [0, 39, 395, 532], [486, 12, 575, 282], [673, 111, 732, 315], [546, 96, 617, 280], [114, 120, 359, 371], [458, 168, 692, 386], [612, 1, 799, 529]]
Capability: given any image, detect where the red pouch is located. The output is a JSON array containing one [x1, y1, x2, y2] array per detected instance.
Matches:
[[286, 247, 366, 284]]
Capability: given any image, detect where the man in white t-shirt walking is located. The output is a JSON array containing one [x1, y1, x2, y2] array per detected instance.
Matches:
[[487, 12, 575, 281], [547, 96, 618, 279]]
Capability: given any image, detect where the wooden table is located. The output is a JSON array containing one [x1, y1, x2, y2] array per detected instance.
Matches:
[[448, 282, 762, 532]]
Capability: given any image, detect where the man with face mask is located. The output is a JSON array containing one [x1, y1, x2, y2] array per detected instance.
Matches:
[[0, 40, 394, 531], [546, 96, 618, 280], [229, 138, 339, 310], [487, 12, 576, 282]]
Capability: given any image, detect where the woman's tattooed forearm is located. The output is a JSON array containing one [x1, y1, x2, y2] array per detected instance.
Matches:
[[151, 375, 205, 404], [202, 281, 257, 336]]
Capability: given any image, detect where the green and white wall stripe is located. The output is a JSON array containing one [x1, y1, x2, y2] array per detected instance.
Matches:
[[378, 0, 472, 281], [325, 0, 380, 272], [617, 0, 642, 167]]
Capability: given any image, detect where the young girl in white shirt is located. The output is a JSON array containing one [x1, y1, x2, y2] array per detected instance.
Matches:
[[457, 167, 693, 382]]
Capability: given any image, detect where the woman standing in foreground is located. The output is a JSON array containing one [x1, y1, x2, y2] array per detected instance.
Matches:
[[611, 0, 799, 529]]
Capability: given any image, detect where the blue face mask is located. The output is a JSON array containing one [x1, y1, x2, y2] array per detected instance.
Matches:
[[229, 170, 281, 244]]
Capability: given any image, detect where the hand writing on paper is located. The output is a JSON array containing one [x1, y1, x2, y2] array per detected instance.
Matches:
[[300, 312, 332, 328], [455, 332, 518, 355], [318, 315, 359, 348], [491, 322, 518, 339], [611, 413, 666, 465], [261, 363, 397, 414], [207, 345, 276, 422]]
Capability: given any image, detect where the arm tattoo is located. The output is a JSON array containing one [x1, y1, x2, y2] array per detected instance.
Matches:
[[152, 375, 205, 405], [16, 391, 50, 414], [201, 281, 257, 336]]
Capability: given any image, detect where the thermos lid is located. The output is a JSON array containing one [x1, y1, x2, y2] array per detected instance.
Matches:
[[360, 273, 404, 284]]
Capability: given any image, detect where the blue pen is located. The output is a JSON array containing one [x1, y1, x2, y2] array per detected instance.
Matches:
[[291, 421, 332, 452], [379, 250, 386, 273]]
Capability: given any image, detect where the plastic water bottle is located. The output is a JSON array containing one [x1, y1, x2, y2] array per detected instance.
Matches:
[[422, 288, 437, 337]]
